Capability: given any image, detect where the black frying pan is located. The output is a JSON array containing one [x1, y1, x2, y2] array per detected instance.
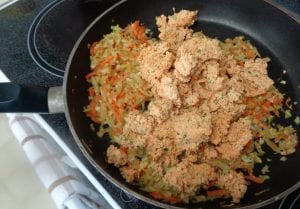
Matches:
[[1, 0, 300, 208]]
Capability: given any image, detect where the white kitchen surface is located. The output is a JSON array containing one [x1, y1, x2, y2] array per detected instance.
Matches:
[[0, 114, 58, 209]]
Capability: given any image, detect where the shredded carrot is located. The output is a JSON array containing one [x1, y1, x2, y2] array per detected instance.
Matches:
[[150, 192, 181, 204], [89, 41, 98, 56], [242, 140, 253, 153], [274, 132, 289, 143], [127, 43, 136, 50], [245, 175, 264, 184], [245, 48, 255, 59], [88, 87, 95, 97], [111, 127, 122, 136], [111, 100, 123, 124], [130, 20, 148, 43], [94, 55, 114, 71], [86, 55, 115, 79], [272, 108, 280, 117], [116, 91, 126, 100], [131, 20, 139, 30], [262, 100, 272, 109], [285, 97, 292, 110], [273, 98, 283, 106], [207, 190, 228, 198], [265, 138, 281, 153], [120, 146, 129, 154], [86, 97, 100, 123], [85, 71, 97, 79], [117, 53, 122, 59]]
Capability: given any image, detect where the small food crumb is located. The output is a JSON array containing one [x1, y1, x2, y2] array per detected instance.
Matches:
[[280, 80, 286, 85], [294, 116, 300, 125], [260, 175, 270, 180], [90, 123, 95, 131], [254, 188, 270, 196], [284, 110, 292, 119], [280, 156, 287, 161], [261, 165, 269, 174]]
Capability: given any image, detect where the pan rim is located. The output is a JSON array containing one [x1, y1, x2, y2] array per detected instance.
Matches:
[[264, 0, 300, 24], [63, 0, 300, 208]]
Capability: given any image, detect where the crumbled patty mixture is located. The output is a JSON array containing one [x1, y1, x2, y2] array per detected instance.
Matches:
[[100, 10, 298, 204]]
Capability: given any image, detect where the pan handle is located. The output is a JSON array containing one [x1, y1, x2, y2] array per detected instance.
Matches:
[[0, 83, 64, 113]]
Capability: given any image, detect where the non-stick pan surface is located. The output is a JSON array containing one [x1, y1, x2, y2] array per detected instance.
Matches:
[[64, 0, 300, 208]]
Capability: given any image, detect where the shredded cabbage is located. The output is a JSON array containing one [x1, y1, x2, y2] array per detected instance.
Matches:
[[85, 23, 153, 138]]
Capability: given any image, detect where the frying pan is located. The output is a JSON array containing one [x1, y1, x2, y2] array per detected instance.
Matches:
[[0, 0, 299, 208]]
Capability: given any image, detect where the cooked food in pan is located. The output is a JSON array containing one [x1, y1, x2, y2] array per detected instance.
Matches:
[[85, 10, 298, 204]]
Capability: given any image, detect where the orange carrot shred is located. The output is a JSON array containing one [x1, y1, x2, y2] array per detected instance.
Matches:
[[207, 189, 228, 198], [120, 146, 129, 154], [86, 55, 115, 79], [242, 140, 253, 153], [245, 48, 255, 59], [86, 98, 100, 123], [88, 87, 95, 97], [245, 175, 265, 184], [150, 192, 181, 204], [285, 97, 293, 110], [111, 100, 123, 124], [89, 41, 98, 56]]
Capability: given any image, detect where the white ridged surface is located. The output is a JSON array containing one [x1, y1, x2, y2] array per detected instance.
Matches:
[[0, 114, 58, 209]]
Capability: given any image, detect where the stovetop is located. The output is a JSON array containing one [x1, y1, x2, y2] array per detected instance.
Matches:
[[0, 0, 299, 208]]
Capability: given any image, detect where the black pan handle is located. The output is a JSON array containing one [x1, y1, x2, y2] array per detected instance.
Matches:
[[0, 83, 64, 113]]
